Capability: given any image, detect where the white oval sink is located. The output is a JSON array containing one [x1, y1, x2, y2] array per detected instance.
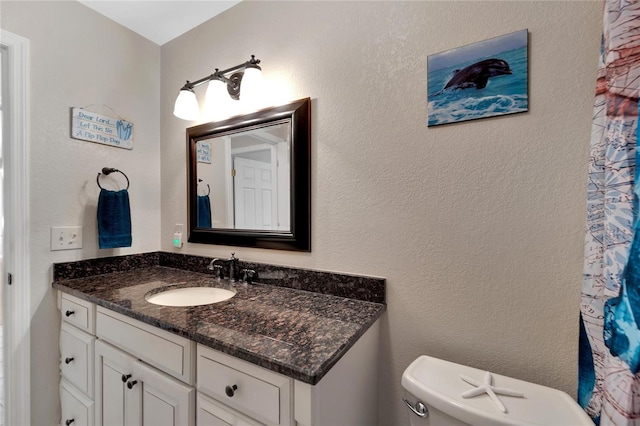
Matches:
[[145, 287, 236, 307]]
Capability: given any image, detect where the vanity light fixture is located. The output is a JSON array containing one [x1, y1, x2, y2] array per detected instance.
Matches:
[[173, 55, 262, 121]]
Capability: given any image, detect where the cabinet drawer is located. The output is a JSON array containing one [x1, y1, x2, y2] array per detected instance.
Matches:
[[96, 307, 195, 385], [61, 293, 95, 334], [197, 393, 261, 426], [60, 323, 94, 398], [197, 345, 292, 426], [61, 379, 94, 426]]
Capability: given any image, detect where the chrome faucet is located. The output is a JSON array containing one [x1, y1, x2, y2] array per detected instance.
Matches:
[[207, 257, 224, 278], [207, 253, 239, 281]]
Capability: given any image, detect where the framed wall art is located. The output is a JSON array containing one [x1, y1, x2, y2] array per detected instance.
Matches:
[[427, 29, 529, 127]]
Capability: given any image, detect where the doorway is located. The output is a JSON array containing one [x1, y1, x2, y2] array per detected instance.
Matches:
[[0, 42, 5, 426], [1, 29, 31, 426]]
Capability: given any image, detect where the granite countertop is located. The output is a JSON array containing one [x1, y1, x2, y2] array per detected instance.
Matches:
[[53, 265, 386, 385]]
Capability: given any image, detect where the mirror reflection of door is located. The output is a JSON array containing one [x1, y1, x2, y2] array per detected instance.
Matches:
[[233, 150, 277, 229], [195, 120, 291, 231]]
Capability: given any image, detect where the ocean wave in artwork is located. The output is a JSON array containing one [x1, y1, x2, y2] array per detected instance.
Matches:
[[428, 94, 528, 126]]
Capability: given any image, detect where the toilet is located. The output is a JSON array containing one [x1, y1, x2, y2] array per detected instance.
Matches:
[[401, 355, 594, 426]]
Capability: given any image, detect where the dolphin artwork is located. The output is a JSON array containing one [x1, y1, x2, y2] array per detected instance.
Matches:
[[443, 58, 512, 90]]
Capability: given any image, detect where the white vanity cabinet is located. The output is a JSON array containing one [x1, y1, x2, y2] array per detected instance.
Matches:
[[58, 292, 380, 426], [94, 307, 196, 426], [59, 293, 96, 426]]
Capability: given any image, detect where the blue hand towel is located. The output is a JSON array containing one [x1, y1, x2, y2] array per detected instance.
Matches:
[[197, 194, 212, 228], [98, 189, 132, 249]]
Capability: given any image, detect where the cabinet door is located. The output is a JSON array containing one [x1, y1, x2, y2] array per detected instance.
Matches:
[[133, 360, 195, 426], [94, 340, 138, 426]]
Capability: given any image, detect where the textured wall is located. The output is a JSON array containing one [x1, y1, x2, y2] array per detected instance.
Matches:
[[0, 0, 603, 424], [161, 1, 602, 424], [1, 2, 161, 423]]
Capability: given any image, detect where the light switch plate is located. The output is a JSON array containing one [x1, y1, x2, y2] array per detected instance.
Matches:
[[51, 226, 83, 251]]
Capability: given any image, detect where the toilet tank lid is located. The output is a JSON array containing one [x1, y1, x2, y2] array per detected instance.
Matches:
[[401, 356, 593, 426]]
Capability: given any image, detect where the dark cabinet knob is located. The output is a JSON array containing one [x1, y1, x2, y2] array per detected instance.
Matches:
[[127, 380, 138, 389], [64, 357, 74, 365], [225, 384, 238, 397], [121, 374, 132, 383], [65, 419, 75, 426], [65, 310, 75, 317]]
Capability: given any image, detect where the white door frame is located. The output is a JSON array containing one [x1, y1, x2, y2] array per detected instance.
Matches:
[[1, 29, 31, 426]]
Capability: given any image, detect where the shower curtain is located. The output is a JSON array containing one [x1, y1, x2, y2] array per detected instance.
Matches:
[[580, 2, 640, 425]]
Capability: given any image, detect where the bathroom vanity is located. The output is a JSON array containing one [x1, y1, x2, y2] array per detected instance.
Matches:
[[53, 252, 385, 426]]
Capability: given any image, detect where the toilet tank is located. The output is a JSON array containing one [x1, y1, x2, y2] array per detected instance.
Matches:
[[401, 356, 593, 426]]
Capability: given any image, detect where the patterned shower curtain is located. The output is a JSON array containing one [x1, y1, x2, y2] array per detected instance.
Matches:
[[580, 2, 640, 425]]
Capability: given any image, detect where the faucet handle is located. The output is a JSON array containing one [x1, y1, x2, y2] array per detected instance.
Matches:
[[230, 252, 238, 261], [241, 269, 257, 284], [213, 264, 224, 279]]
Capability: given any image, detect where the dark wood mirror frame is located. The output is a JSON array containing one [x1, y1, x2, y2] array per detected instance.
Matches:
[[187, 98, 311, 251]]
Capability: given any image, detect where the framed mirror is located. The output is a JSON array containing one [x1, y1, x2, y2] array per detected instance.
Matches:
[[187, 98, 311, 251]]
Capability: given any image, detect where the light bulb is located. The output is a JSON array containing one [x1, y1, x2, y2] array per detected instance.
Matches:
[[173, 89, 199, 121], [203, 79, 230, 121], [240, 67, 263, 109]]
